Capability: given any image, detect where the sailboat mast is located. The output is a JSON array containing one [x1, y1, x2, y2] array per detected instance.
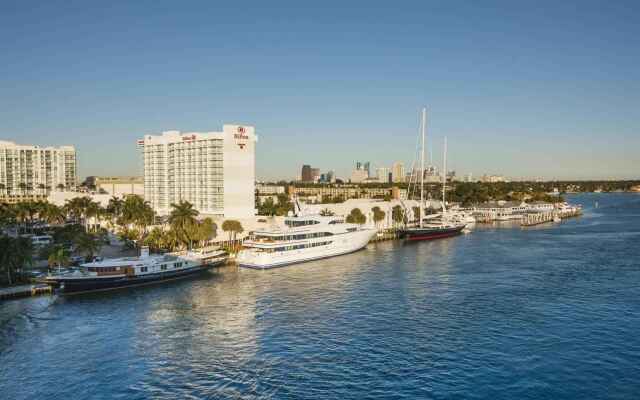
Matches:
[[420, 107, 426, 228], [442, 136, 447, 215]]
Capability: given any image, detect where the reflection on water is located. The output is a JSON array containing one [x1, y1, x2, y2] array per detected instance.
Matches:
[[2, 193, 640, 399]]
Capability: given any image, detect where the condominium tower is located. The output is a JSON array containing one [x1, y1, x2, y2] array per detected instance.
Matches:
[[392, 162, 405, 183], [139, 125, 257, 218], [0, 140, 76, 198]]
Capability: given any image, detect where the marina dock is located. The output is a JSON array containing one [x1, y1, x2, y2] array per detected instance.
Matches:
[[0, 283, 52, 301]]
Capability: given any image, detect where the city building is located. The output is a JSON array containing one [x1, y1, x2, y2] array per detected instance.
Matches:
[[300, 165, 313, 182], [351, 161, 370, 183], [0, 140, 76, 201], [350, 169, 368, 183], [480, 174, 507, 183], [311, 168, 321, 182], [288, 184, 407, 202], [376, 167, 391, 183], [86, 176, 144, 197], [392, 162, 405, 183], [140, 125, 257, 218]]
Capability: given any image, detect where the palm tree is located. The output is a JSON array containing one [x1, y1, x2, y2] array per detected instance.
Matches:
[[195, 218, 217, 248], [319, 208, 335, 216], [168, 200, 199, 249], [372, 206, 386, 230], [222, 220, 243, 250], [75, 233, 102, 262], [41, 203, 65, 226], [47, 244, 69, 272], [144, 227, 165, 252], [119, 195, 155, 244], [392, 205, 404, 228], [0, 236, 35, 284], [346, 208, 366, 225]]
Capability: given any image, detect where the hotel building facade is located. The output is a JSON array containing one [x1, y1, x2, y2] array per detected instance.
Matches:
[[139, 125, 257, 218], [0, 140, 77, 200]]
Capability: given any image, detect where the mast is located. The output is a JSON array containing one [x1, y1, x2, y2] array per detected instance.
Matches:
[[442, 136, 447, 215], [420, 107, 426, 228]]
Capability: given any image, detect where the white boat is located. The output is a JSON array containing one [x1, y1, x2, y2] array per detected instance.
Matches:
[[236, 215, 377, 269], [45, 246, 228, 294]]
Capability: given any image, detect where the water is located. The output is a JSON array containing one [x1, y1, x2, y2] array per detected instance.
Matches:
[[2, 193, 640, 399]]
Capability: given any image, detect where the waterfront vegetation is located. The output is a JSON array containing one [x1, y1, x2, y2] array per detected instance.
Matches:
[[0, 196, 242, 286]]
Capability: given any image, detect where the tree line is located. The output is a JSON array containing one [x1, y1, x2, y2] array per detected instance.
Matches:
[[0, 195, 243, 286]]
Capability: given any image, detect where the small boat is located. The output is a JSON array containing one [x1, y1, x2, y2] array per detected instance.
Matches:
[[45, 246, 227, 294]]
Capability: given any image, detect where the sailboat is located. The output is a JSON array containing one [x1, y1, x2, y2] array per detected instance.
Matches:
[[400, 108, 466, 241]]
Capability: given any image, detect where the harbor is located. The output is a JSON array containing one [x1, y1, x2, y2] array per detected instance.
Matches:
[[2, 193, 639, 400]]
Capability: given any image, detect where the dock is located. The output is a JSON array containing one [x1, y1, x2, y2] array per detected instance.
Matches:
[[521, 208, 582, 227], [0, 283, 52, 301]]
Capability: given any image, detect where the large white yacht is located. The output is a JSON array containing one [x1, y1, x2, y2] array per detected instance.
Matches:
[[236, 214, 377, 269]]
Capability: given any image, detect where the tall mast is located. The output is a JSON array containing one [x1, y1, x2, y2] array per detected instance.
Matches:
[[420, 107, 426, 228], [442, 136, 447, 215]]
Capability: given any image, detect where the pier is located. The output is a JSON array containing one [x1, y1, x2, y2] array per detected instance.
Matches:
[[521, 208, 582, 227], [0, 283, 52, 301]]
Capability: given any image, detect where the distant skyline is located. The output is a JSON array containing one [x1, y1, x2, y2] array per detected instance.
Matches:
[[1, 1, 638, 181]]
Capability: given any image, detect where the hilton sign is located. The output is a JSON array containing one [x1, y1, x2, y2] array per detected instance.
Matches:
[[234, 126, 249, 149]]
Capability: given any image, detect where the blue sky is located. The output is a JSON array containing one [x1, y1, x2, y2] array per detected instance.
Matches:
[[1, 1, 638, 181]]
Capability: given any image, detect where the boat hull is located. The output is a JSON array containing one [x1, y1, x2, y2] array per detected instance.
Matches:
[[237, 229, 376, 269], [46, 259, 226, 294], [400, 225, 465, 241]]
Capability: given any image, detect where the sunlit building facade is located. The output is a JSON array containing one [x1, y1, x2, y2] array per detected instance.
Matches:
[[139, 125, 257, 218], [0, 140, 76, 199]]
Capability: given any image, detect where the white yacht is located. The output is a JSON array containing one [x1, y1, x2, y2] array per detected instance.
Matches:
[[236, 215, 377, 269]]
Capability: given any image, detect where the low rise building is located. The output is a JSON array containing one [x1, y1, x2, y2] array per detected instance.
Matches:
[[288, 185, 407, 203], [92, 176, 144, 197]]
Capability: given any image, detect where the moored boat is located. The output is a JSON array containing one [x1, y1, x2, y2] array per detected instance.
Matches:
[[45, 246, 227, 294], [236, 214, 376, 269]]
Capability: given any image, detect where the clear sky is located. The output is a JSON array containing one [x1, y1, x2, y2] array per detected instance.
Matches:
[[1, 1, 638, 181]]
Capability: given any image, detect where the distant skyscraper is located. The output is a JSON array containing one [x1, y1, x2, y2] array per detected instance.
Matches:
[[356, 161, 362, 171], [326, 170, 335, 183], [363, 161, 371, 177], [392, 162, 405, 183], [311, 168, 321, 182], [376, 167, 390, 183], [301, 165, 312, 182], [350, 169, 368, 183]]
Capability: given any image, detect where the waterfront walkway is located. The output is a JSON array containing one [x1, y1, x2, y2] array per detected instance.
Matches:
[[0, 283, 51, 301]]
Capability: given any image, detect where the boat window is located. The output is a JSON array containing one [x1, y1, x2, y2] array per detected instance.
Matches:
[[140, 267, 148, 272], [285, 220, 320, 227], [328, 219, 344, 224], [161, 265, 167, 271]]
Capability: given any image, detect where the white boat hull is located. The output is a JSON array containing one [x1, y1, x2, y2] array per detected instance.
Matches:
[[237, 228, 376, 269]]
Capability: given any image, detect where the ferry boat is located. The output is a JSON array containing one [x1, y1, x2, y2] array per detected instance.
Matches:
[[45, 247, 227, 294], [236, 215, 377, 269]]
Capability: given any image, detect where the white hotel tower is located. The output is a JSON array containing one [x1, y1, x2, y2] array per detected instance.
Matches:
[[139, 125, 257, 219]]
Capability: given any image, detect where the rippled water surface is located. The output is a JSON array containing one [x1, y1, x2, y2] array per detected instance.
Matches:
[[2, 193, 640, 399]]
